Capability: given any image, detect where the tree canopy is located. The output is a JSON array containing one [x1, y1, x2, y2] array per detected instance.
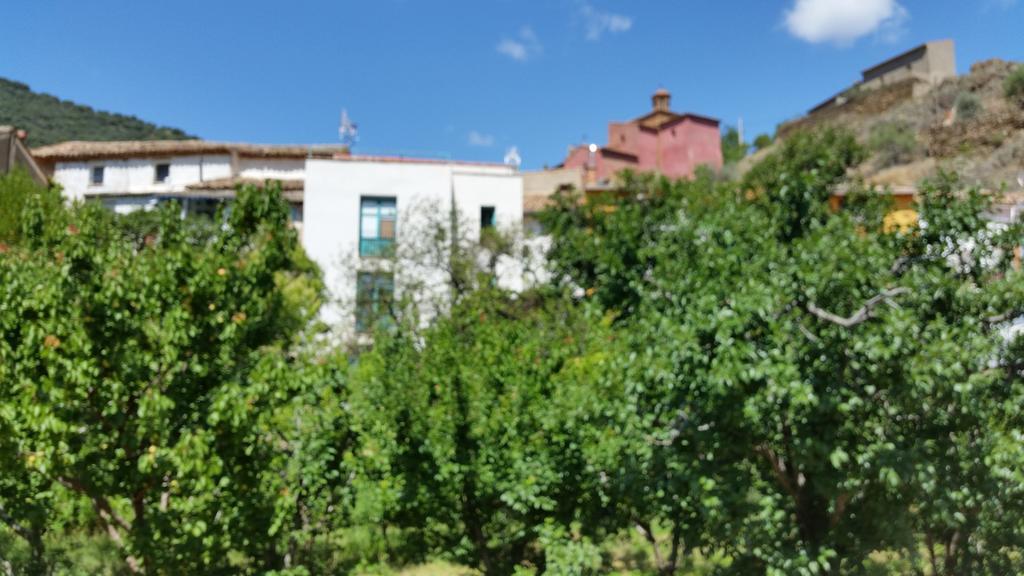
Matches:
[[3, 129, 1024, 575], [0, 77, 193, 147]]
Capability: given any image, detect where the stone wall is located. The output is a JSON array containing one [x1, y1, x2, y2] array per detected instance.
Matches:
[[777, 79, 918, 139]]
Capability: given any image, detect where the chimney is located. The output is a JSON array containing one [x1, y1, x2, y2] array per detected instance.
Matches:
[[652, 88, 671, 112]]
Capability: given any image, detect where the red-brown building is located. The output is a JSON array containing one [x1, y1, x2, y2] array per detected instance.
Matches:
[[561, 89, 723, 183]]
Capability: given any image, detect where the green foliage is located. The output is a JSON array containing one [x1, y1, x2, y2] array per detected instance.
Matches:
[[743, 128, 866, 240], [0, 182, 330, 573], [753, 133, 773, 152], [954, 91, 983, 121], [543, 132, 1024, 574], [1004, 64, 1024, 106], [349, 290, 619, 575], [535, 522, 602, 576], [4, 126, 1024, 575], [867, 121, 918, 168], [720, 127, 749, 165], [0, 77, 193, 147], [0, 168, 65, 246], [539, 171, 706, 319]]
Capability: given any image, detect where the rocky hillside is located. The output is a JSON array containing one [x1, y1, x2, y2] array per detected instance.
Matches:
[[0, 77, 194, 147], [745, 59, 1024, 192]]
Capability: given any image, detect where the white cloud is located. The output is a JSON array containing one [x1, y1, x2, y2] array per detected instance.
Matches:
[[467, 130, 495, 147], [496, 27, 542, 62], [579, 2, 633, 41], [984, 0, 1017, 10], [784, 0, 909, 46]]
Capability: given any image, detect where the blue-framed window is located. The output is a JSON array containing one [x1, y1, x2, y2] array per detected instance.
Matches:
[[356, 271, 394, 333], [360, 197, 397, 257]]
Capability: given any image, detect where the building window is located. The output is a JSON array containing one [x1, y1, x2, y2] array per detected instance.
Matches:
[[183, 197, 220, 219], [90, 165, 105, 186], [289, 203, 303, 224], [480, 206, 496, 238], [360, 197, 397, 257], [155, 163, 170, 183], [356, 271, 394, 333]]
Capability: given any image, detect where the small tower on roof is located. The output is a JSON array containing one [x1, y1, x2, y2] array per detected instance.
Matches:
[[652, 87, 671, 112]]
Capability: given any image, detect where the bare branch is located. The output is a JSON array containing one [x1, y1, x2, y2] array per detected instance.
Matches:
[[0, 503, 33, 543], [806, 287, 910, 328], [830, 492, 851, 528], [58, 477, 142, 573], [987, 309, 1023, 325], [755, 445, 798, 499], [634, 520, 666, 574], [797, 322, 821, 344]]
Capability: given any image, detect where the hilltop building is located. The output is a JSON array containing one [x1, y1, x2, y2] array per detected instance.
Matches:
[[523, 89, 721, 222], [562, 88, 722, 183], [781, 40, 957, 137]]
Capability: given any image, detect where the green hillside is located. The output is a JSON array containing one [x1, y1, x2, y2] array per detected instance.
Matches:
[[0, 77, 195, 147]]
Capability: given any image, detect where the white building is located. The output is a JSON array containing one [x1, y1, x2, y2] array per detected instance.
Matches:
[[31, 140, 348, 234], [32, 140, 528, 337], [303, 156, 524, 336]]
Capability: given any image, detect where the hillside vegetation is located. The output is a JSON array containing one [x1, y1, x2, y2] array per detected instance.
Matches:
[[746, 59, 1024, 191], [0, 77, 194, 147]]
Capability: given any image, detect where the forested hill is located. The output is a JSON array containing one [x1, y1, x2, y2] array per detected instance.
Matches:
[[0, 77, 195, 147]]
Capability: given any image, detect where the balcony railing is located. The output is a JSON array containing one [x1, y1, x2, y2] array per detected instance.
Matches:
[[360, 237, 395, 258]]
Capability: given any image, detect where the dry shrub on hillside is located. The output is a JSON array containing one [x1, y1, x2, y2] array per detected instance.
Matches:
[[869, 121, 918, 168], [1006, 65, 1024, 107]]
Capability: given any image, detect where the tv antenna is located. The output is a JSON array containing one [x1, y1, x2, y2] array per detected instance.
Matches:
[[504, 146, 522, 169], [339, 108, 359, 148]]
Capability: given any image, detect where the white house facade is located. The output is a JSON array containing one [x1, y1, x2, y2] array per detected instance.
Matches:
[[303, 156, 524, 336], [30, 141, 347, 235], [31, 140, 528, 338]]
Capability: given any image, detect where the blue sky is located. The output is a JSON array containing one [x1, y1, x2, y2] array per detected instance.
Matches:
[[3, 0, 1023, 169]]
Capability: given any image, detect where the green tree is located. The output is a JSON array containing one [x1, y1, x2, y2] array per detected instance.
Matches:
[[0, 168, 65, 247], [721, 126, 749, 165], [350, 288, 618, 575], [0, 182, 327, 573], [0, 77, 193, 147], [543, 129, 1024, 573], [753, 133, 774, 152]]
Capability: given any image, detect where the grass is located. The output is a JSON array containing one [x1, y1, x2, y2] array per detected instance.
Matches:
[[354, 561, 477, 573]]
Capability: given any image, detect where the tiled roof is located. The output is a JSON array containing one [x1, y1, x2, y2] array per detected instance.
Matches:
[[32, 140, 349, 161]]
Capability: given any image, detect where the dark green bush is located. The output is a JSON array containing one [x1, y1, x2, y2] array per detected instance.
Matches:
[[753, 133, 774, 151]]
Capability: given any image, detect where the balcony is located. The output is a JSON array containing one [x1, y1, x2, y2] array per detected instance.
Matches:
[[360, 237, 395, 258]]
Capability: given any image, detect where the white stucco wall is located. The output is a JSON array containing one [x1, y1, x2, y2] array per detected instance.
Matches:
[[302, 158, 524, 334], [53, 156, 234, 201], [53, 155, 309, 202], [238, 158, 306, 181]]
